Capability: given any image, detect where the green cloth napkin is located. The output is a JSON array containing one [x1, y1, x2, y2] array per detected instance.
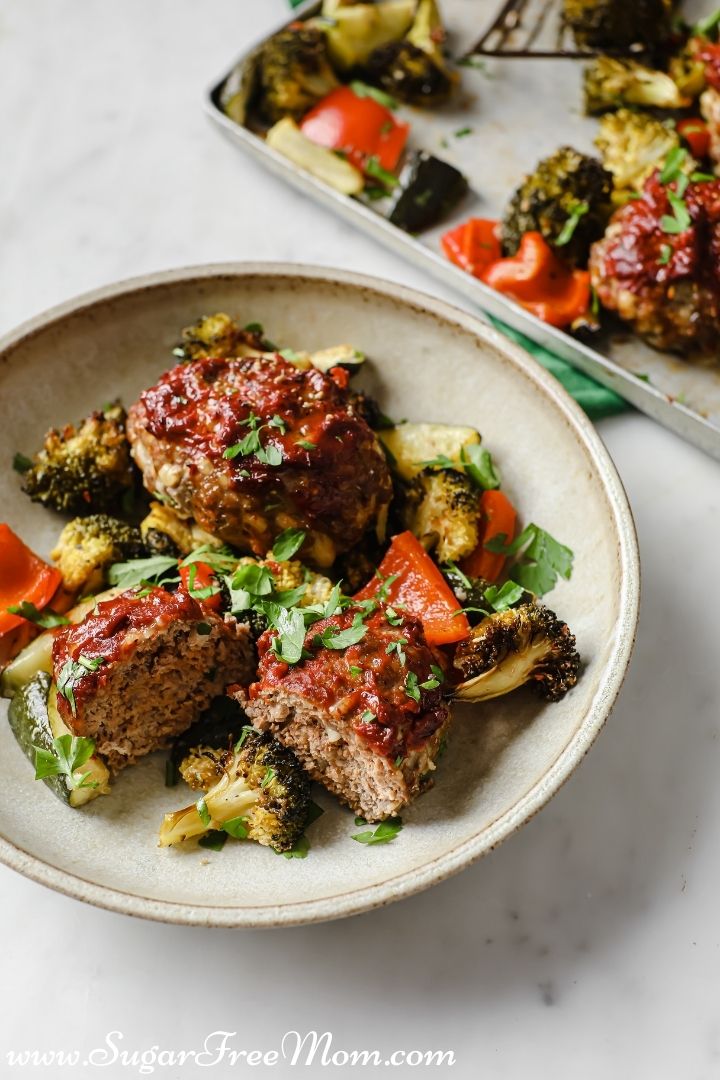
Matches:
[[285, 0, 628, 420]]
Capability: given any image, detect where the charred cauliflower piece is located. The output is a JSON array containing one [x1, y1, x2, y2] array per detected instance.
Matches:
[[254, 25, 339, 124], [595, 109, 691, 196], [51, 514, 145, 594], [563, 0, 673, 50], [159, 729, 312, 852], [21, 402, 134, 515], [501, 147, 613, 267], [140, 501, 223, 557], [584, 57, 691, 116], [175, 312, 272, 364], [405, 469, 479, 564], [168, 695, 248, 790], [454, 603, 580, 703]]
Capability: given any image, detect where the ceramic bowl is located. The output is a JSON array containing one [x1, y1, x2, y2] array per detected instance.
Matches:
[[0, 264, 639, 927]]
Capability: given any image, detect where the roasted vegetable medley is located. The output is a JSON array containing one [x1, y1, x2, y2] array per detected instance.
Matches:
[[2, 311, 580, 858]]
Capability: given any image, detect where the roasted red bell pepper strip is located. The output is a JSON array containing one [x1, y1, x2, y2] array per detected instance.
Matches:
[[0, 524, 62, 636], [482, 232, 591, 329], [300, 86, 409, 176], [460, 491, 517, 584], [441, 218, 502, 278], [355, 531, 470, 646], [677, 117, 711, 159], [179, 561, 223, 612]]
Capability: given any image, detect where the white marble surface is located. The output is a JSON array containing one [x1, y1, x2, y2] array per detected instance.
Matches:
[[2, 2, 720, 1077]]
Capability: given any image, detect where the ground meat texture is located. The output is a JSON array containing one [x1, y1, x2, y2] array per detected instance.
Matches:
[[589, 172, 720, 354], [52, 587, 254, 772], [241, 606, 451, 821], [126, 354, 392, 568]]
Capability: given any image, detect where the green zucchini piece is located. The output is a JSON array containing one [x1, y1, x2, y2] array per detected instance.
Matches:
[[388, 151, 468, 234], [7, 673, 111, 807]]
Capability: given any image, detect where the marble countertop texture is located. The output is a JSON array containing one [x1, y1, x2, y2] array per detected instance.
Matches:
[[2, 2, 720, 1078]]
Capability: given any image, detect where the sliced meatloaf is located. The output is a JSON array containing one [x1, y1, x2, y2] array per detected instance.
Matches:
[[52, 586, 254, 772], [126, 353, 392, 568], [239, 604, 451, 821]]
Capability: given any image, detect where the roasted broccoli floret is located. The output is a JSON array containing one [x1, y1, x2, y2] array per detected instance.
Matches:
[[20, 402, 134, 515], [563, 0, 673, 50], [366, 0, 455, 106], [51, 514, 145, 594], [595, 109, 690, 195], [453, 603, 580, 703], [443, 567, 533, 626], [404, 468, 479, 564], [174, 312, 272, 363], [253, 25, 339, 125], [159, 729, 312, 852], [501, 146, 613, 267], [584, 56, 691, 115], [168, 696, 247, 789]]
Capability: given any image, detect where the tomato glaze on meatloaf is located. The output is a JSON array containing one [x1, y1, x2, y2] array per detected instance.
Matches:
[[126, 353, 392, 567], [52, 586, 254, 772], [239, 605, 451, 821]]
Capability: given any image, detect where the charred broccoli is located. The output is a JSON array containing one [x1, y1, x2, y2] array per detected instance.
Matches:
[[563, 0, 673, 50], [51, 514, 145, 594], [584, 56, 691, 115], [501, 146, 613, 267], [404, 469, 479, 564], [159, 728, 312, 852], [174, 312, 273, 363], [365, 0, 455, 106], [595, 109, 689, 195], [453, 603, 580, 703], [168, 696, 247, 789], [253, 25, 339, 125], [20, 402, 134, 515], [319, 0, 416, 72]]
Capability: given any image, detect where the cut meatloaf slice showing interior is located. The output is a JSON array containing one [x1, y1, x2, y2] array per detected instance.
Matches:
[[52, 586, 254, 772], [238, 604, 452, 822], [241, 686, 450, 823]]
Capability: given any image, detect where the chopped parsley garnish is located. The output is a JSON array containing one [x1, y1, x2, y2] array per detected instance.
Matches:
[[243, 321, 264, 334], [404, 671, 421, 703], [420, 444, 501, 491], [234, 725, 255, 751], [375, 572, 399, 603], [483, 581, 526, 612], [199, 831, 228, 851], [12, 451, 33, 474], [349, 665, 362, 678], [276, 834, 311, 859], [661, 190, 691, 235], [296, 439, 317, 450], [386, 637, 408, 665], [659, 146, 688, 185], [223, 816, 250, 839], [365, 156, 399, 189], [352, 817, 403, 845], [269, 607, 308, 664], [658, 243, 673, 266], [394, 754, 404, 767], [279, 347, 304, 363], [6, 601, 69, 628], [454, 126, 473, 138], [360, 709, 377, 723], [485, 524, 574, 597], [420, 663, 445, 690], [271, 528, 306, 562], [196, 797, 211, 827], [260, 767, 276, 789], [384, 606, 403, 626], [107, 554, 178, 591], [556, 201, 589, 247], [349, 80, 398, 110], [223, 411, 285, 466], [314, 612, 368, 650], [34, 734, 99, 791], [56, 655, 106, 716]]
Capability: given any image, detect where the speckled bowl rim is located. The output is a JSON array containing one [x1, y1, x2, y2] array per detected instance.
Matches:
[[0, 263, 640, 928]]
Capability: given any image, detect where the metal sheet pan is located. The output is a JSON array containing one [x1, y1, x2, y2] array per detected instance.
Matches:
[[205, 0, 720, 460]]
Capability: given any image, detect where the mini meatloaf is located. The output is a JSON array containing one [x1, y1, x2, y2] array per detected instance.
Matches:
[[52, 587, 254, 772], [241, 605, 451, 821], [126, 353, 392, 567], [589, 172, 720, 354]]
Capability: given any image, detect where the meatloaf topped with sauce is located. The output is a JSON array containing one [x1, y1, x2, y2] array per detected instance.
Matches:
[[126, 353, 392, 567], [52, 586, 254, 772], [240, 604, 451, 821]]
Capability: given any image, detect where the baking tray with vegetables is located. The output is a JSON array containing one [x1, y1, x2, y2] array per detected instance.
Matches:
[[206, 0, 720, 460]]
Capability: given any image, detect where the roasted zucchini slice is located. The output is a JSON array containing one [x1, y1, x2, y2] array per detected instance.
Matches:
[[7, 673, 110, 807]]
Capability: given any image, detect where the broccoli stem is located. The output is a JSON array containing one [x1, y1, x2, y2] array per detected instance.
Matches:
[[159, 778, 259, 847]]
